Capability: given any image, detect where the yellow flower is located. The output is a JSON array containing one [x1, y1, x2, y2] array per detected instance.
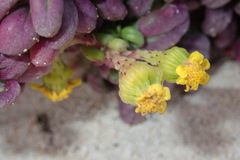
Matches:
[[176, 51, 210, 92], [118, 61, 171, 116], [30, 55, 82, 102], [31, 79, 81, 102], [135, 84, 171, 116]]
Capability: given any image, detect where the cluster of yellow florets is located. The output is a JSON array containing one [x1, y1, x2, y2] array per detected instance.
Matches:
[[117, 46, 210, 116]]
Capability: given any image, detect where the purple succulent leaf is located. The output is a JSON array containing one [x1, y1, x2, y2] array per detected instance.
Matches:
[[47, 0, 78, 49], [0, 7, 39, 56], [164, 0, 175, 3], [184, 0, 202, 10], [144, 19, 189, 50], [234, 1, 240, 16], [201, 0, 231, 9], [0, 0, 19, 20], [17, 64, 51, 83], [0, 80, 21, 108], [29, 0, 64, 37], [138, 2, 188, 37], [0, 53, 30, 80], [126, 0, 154, 18], [74, 0, 98, 33], [214, 20, 237, 49], [234, 40, 240, 62], [96, 0, 127, 21], [30, 39, 59, 67], [0, 53, 16, 69], [87, 71, 110, 93], [73, 33, 98, 46], [202, 8, 232, 37], [179, 32, 211, 59], [117, 94, 146, 125]]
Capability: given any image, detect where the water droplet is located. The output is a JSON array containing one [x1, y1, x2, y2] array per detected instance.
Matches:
[[176, 9, 180, 14], [23, 48, 28, 52], [36, 76, 40, 79], [107, 17, 110, 20], [135, 6, 139, 10], [33, 37, 40, 42], [36, 62, 39, 65], [28, 62, 31, 65], [43, 62, 46, 65], [209, 28, 216, 36]]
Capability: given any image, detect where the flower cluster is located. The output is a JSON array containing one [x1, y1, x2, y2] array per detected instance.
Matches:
[[5, 0, 238, 120]]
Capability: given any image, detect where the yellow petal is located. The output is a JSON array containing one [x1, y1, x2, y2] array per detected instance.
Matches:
[[176, 77, 187, 85], [163, 87, 171, 100], [189, 51, 204, 63], [176, 65, 187, 78], [201, 73, 210, 85], [201, 59, 210, 70]]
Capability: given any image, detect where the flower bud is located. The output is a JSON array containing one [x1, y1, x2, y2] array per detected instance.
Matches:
[[119, 61, 171, 116], [121, 26, 144, 47], [107, 38, 129, 52]]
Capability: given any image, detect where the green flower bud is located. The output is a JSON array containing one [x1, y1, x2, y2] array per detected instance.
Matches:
[[96, 33, 115, 46], [107, 38, 129, 52], [158, 46, 189, 83], [80, 46, 105, 62], [121, 26, 145, 47]]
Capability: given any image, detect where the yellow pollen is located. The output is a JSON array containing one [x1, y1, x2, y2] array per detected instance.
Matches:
[[135, 84, 171, 116], [176, 51, 210, 92]]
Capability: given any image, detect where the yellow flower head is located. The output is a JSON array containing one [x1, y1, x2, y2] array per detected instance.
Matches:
[[135, 84, 171, 116], [31, 55, 82, 102], [31, 79, 81, 102], [176, 51, 210, 92], [118, 61, 171, 116]]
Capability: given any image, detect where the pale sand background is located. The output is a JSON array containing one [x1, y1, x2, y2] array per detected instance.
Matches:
[[0, 60, 240, 160]]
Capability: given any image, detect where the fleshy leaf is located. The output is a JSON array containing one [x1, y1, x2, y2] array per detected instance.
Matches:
[[74, 0, 98, 33], [0, 80, 21, 108], [138, 2, 188, 37], [0, 7, 39, 56]]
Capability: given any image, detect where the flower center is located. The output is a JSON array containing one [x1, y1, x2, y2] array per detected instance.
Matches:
[[185, 61, 206, 89], [135, 84, 170, 116]]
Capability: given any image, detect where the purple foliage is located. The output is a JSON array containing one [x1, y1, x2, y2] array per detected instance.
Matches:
[[144, 19, 189, 50], [202, 8, 232, 37], [0, 53, 30, 80], [138, 2, 188, 37], [74, 0, 98, 33], [213, 20, 237, 49], [0, 7, 39, 56], [126, 0, 154, 18], [180, 32, 211, 59], [0, 80, 21, 108], [96, 0, 127, 21], [47, 0, 78, 49], [30, 39, 59, 67], [17, 64, 51, 83], [201, 0, 231, 9], [117, 94, 146, 125], [0, 0, 19, 21], [29, 0, 64, 37], [234, 1, 240, 16]]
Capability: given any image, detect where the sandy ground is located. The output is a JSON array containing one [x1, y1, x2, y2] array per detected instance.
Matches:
[[0, 60, 240, 160]]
